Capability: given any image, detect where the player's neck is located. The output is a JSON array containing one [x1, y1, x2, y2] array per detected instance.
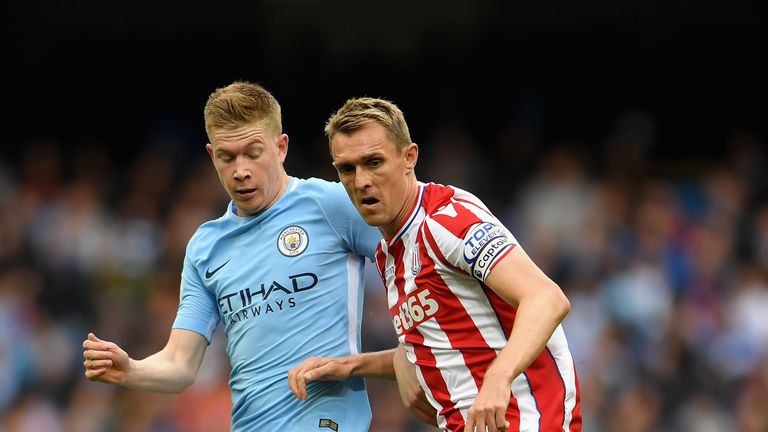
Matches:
[[382, 179, 421, 240], [268, 171, 291, 207]]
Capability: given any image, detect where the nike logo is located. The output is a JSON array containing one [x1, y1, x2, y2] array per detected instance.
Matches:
[[205, 259, 231, 279]]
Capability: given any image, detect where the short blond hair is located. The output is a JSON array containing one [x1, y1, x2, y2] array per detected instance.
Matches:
[[203, 81, 282, 141], [325, 97, 412, 151]]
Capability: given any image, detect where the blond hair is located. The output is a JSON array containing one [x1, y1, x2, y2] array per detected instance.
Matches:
[[203, 81, 282, 141], [325, 97, 412, 151]]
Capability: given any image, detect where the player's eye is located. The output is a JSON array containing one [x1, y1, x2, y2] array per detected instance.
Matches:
[[369, 159, 382, 168], [336, 164, 353, 174]]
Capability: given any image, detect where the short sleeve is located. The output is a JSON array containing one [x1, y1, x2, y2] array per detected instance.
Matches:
[[319, 182, 382, 261], [172, 254, 221, 343], [425, 198, 517, 283]]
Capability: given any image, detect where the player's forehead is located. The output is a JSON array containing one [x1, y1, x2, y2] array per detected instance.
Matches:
[[212, 122, 274, 145], [331, 123, 398, 162]]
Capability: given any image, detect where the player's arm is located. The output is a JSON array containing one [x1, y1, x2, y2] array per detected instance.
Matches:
[[288, 345, 439, 426], [83, 328, 208, 393], [465, 246, 570, 432], [288, 348, 397, 400]]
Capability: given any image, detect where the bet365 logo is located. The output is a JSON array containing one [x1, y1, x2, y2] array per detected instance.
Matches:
[[390, 288, 439, 336]]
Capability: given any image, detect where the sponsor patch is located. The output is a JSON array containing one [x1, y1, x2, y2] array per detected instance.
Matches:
[[389, 287, 439, 337], [277, 226, 309, 257], [318, 418, 339, 431]]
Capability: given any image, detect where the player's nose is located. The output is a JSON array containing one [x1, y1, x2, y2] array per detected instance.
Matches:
[[233, 158, 252, 181], [354, 167, 371, 190]]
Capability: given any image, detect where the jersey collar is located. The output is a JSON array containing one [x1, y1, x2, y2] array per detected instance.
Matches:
[[388, 183, 425, 244]]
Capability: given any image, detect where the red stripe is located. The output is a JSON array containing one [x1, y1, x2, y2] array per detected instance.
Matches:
[[389, 240, 407, 299], [482, 285, 518, 338], [527, 349, 568, 430], [408, 331, 463, 431], [422, 221, 464, 274], [420, 183, 456, 214], [505, 397, 522, 432]]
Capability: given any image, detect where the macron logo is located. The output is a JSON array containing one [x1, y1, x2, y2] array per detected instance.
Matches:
[[205, 259, 231, 279]]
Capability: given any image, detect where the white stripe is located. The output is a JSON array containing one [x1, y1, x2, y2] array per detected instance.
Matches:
[[431, 337, 478, 410], [548, 325, 578, 430], [345, 253, 364, 355], [513, 373, 541, 431]]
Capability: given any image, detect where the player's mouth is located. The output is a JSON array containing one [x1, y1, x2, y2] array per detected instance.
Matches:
[[235, 187, 257, 200], [360, 197, 380, 209]]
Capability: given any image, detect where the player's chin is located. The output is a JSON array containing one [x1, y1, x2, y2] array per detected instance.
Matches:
[[358, 211, 385, 228]]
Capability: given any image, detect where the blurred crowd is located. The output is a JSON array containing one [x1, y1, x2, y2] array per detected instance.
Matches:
[[1, 108, 767, 432]]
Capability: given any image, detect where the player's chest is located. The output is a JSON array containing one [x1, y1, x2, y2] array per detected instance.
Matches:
[[203, 220, 341, 295]]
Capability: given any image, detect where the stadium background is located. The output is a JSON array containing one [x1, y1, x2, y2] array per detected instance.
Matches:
[[2, 1, 767, 430]]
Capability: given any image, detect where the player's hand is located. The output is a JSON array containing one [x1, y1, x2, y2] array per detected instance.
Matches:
[[288, 356, 353, 400], [393, 345, 438, 426], [82, 333, 130, 384], [465, 369, 512, 432]]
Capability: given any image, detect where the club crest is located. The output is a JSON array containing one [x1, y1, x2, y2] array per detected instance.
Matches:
[[411, 244, 422, 275], [277, 226, 309, 257]]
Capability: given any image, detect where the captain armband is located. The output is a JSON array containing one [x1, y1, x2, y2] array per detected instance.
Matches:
[[462, 222, 513, 281]]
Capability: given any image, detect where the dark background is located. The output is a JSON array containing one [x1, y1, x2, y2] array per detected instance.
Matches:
[[4, 0, 766, 165]]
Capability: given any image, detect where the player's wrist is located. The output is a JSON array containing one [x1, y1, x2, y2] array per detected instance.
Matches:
[[345, 354, 366, 377], [119, 357, 139, 386], [484, 363, 517, 388]]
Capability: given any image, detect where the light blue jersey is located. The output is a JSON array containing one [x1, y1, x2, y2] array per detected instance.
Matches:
[[173, 177, 381, 432]]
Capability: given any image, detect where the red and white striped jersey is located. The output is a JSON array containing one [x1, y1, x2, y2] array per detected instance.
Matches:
[[375, 182, 581, 432]]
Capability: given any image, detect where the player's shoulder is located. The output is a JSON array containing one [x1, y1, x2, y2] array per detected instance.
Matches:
[[291, 177, 346, 198], [421, 182, 489, 216], [291, 177, 350, 210], [184, 206, 232, 258], [421, 182, 494, 239]]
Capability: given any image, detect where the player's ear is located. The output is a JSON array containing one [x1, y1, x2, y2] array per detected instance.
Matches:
[[403, 143, 419, 170], [206, 143, 214, 158], [277, 134, 289, 163]]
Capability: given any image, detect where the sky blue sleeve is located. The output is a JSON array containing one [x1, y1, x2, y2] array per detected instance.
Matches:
[[322, 182, 382, 261], [172, 253, 221, 343]]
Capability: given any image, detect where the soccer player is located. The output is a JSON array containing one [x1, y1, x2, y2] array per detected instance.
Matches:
[[301, 97, 583, 431], [82, 81, 394, 431]]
